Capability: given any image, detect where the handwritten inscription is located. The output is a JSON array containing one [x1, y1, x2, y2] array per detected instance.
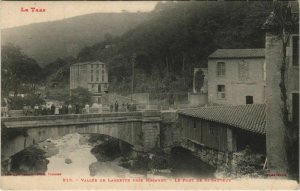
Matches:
[[21, 7, 46, 12]]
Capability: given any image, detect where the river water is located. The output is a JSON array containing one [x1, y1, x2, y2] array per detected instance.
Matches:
[[45, 133, 138, 177]]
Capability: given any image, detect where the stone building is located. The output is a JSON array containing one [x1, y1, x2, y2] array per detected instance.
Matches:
[[70, 61, 109, 103], [207, 49, 266, 105], [263, 1, 299, 176]]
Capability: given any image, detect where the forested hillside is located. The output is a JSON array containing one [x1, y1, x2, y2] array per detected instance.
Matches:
[[75, 1, 272, 95], [3, 1, 273, 96], [2, 12, 149, 66]]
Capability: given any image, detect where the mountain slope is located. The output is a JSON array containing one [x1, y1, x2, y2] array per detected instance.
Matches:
[[76, 1, 273, 94], [2, 12, 149, 66]]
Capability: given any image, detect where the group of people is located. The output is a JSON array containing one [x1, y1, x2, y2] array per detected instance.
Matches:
[[23, 101, 138, 116], [110, 101, 137, 112], [26, 103, 81, 116]]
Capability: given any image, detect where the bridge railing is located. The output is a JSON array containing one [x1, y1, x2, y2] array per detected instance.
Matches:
[[1, 111, 144, 122], [1, 110, 162, 124]]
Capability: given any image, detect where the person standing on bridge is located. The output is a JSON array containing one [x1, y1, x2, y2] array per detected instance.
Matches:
[[51, 104, 55, 115], [115, 101, 119, 112], [85, 103, 90, 114], [54, 105, 59, 115], [34, 104, 39, 116], [75, 104, 79, 114], [68, 104, 73, 114]]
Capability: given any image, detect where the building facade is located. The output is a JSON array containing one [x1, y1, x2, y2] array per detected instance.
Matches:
[[263, 1, 299, 175], [70, 61, 109, 103], [207, 49, 266, 105]]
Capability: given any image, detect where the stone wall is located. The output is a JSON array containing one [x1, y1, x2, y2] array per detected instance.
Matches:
[[142, 122, 160, 151], [188, 93, 208, 106], [160, 111, 182, 150], [181, 139, 230, 168], [180, 139, 265, 178], [265, 34, 289, 174]]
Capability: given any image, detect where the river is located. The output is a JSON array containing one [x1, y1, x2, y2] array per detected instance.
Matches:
[[4, 133, 215, 178], [45, 133, 139, 177]]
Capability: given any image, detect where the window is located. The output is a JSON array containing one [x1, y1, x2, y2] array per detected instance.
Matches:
[[97, 65, 99, 69], [217, 62, 225, 76], [91, 64, 93, 69], [102, 70, 104, 74], [292, 93, 299, 124], [102, 76, 104, 82], [217, 85, 226, 99], [239, 61, 249, 81], [293, 36, 299, 66], [246, 96, 253, 104], [91, 74, 93, 82], [263, 61, 266, 81]]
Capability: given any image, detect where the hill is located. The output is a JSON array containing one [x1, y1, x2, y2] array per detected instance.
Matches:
[[76, 1, 273, 95], [1, 12, 149, 66]]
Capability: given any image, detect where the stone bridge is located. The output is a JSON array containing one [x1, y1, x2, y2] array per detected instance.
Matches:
[[1, 111, 164, 161]]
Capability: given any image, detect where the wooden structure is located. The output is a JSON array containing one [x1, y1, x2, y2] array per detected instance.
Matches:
[[178, 104, 266, 153]]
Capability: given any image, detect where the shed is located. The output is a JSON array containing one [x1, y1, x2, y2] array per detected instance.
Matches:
[[178, 104, 266, 153]]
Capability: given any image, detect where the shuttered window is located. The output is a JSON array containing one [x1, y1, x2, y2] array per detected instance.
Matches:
[[217, 62, 225, 76], [293, 36, 299, 66]]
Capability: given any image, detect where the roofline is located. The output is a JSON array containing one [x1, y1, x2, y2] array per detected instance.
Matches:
[[72, 61, 106, 66], [178, 112, 265, 135], [177, 104, 266, 135], [208, 56, 265, 59]]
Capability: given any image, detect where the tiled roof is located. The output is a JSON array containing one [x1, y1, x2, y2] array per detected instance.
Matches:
[[72, 61, 106, 66], [208, 49, 265, 59], [178, 104, 266, 135]]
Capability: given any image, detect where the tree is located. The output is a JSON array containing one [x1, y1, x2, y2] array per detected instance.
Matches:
[[1, 44, 42, 96], [76, 1, 272, 95], [69, 87, 92, 107], [9, 94, 45, 110], [194, 69, 205, 93]]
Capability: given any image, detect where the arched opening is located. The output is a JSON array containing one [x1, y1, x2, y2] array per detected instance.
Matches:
[[1, 132, 135, 176]]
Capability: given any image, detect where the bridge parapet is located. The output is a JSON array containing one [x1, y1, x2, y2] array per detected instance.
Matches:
[[2, 112, 149, 128]]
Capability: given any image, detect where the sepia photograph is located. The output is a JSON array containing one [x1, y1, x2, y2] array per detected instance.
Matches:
[[0, 1, 299, 190]]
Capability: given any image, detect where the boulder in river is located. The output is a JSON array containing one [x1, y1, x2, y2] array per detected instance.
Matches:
[[65, 158, 72, 164]]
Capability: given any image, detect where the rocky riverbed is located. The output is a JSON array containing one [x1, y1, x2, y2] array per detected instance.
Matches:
[[2, 133, 216, 178]]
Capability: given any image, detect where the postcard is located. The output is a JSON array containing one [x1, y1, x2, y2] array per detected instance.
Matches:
[[1, 1, 299, 190]]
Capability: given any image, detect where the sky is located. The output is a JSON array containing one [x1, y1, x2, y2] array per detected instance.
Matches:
[[1, 1, 158, 29]]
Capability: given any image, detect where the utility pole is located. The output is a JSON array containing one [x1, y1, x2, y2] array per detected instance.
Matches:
[[131, 53, 136, 103]]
